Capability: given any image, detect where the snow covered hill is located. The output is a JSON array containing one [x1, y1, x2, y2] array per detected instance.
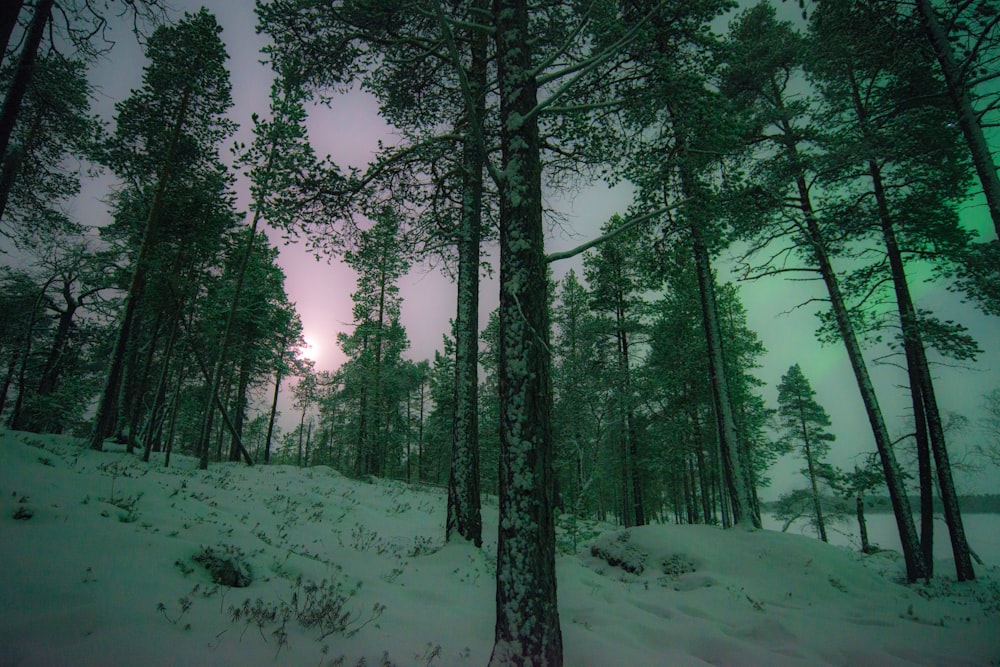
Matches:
[[1, 430, 998, 666]]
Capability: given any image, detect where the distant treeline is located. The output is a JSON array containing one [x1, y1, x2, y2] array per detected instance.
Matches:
[[863, 494, 1000, 514], [762, 494, 1000, 515]]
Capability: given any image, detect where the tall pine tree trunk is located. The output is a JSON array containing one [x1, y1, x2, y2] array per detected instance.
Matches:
[[0, 0, 24, 66], [90, 86, 193, 451], [445, 26, 485, 545], [490, 0, 562, 662], [915, 0, 1000, 238], [789, 167, 926, 581], [264, 346, 285, 464], [845, 58, 973, 578], [871, 163, 975, 581], [0, 0, 52, 172], [7, 277, 53, 430], [689, 216, 755, 529], [144, 309, 182, 462]]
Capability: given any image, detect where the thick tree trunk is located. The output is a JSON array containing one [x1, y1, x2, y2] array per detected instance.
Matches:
[[489, 0, 562, 662], [915, 0, 1000, 238], [0, 0, 52, 168], [0, 350, 19, 415], [0, 0, 24, 67]]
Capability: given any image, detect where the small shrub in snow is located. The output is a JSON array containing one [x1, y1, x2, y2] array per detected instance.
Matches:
[[590, 531, 646, 575], [228, 575, 383, 650], [193, 544, 253, 588], [157, 595, 193, 628], [661, 554, 697, 579], [556, 513, 605, 555]]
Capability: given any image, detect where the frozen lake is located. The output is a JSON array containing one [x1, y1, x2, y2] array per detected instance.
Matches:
[[763, 512, 1000, 570]]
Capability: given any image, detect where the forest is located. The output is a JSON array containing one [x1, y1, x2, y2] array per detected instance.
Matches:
[[1, 0, 999, 664]]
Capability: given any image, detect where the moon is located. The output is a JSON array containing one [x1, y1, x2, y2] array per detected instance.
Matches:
[[301, 336, 319, 362]]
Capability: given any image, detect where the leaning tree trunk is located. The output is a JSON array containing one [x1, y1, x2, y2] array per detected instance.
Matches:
[[143, 309, 182, 462], [489, 0, 562, 663], [688, 216, 756, 529], [915, 0, 1000, 238], [872, 162, 976, 581], [0, 0, 52, 169], [0, 0, 24, 66], [789, 166, 926, 581], [907, 347, 935, 576]]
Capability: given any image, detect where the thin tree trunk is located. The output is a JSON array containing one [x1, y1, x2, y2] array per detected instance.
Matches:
[[90, 85, 193, 451], [689, 217, 755, 529], [144, 310, 182, 462], [845, 58, 973, 577], [908, 340, 935, 576], [264, 352, 284, 465], [857, 492, 873, 554], [768, 92, 926, 578], [791, 169, 926, 581], [229, 355, 251, 462], [8, 275, 55, 430], [446, 6, 486, 546], [872, 164, 975, 580]]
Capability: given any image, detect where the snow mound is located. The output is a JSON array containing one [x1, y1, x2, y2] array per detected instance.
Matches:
[[1, 430, 998, 666]]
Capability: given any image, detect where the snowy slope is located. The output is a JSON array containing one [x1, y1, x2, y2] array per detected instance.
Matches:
[[1, 430, 997, 666]]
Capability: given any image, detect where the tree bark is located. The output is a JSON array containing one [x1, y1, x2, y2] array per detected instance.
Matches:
[[0, 0, 52, 167], [143, 309, 182, 462], [264, 350, 284, 464], [791, 168, 926, 581], [489, 0, 562, 662], [445, 14, 485, 546], [872, 163, 975, 581], [689, 216, 756, 529], [0, 0, 24, 67], [856, 492, 873, 554], [915, 0, 1000, 238]]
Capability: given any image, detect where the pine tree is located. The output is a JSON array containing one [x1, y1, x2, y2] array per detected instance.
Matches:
[[720, 3, 927, 581], [776, 363, 836, 542], [90, 9, 236, 452], [584, 215, 655, 527]]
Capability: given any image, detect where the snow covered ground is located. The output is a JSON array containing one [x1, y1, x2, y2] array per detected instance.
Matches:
[[1, 429, 998, 666]]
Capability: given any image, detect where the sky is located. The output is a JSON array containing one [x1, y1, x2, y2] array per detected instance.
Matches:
[[2, 431, 998, 665], [68, 0, 1000, 498]]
